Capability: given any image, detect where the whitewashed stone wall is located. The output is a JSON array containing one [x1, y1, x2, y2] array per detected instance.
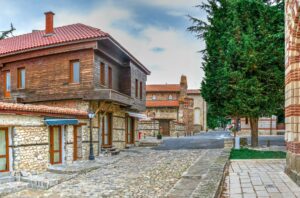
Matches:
[[13, 126, 49, 172]]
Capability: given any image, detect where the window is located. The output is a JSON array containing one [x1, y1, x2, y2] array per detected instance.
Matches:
[[194, 108, 201, 125], [168, 94, 173, 100], [152, 95, 156, 100], [70, 60, 80, 83], [100, 62, 105, 86], [108, 67, 112, 89], [245, 117, 249, 125], [135, 79, 138, 98], [17, 68, 25, 89], [4, 71, 11, 98], [139, 81, 143, 100]]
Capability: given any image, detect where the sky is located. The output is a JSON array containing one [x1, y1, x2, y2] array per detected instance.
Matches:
[[0, 0, 207, 89]]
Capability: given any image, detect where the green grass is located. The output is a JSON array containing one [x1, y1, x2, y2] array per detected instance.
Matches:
[[230, 148, 286, 159]]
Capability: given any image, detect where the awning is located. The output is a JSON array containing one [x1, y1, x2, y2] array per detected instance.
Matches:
[[44, 118, 78, 126], [127, 112, 148, 120]]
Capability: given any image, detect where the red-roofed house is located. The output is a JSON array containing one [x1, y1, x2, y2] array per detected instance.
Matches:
[[0, 12, 150, 171], [138, 75, 207, 137]]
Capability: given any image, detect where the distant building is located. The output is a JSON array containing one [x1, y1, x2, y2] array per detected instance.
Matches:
[[138, 75, 207, 137]]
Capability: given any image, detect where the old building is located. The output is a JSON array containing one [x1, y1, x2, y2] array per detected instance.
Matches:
[[0, 12, 150, 153], [0, 102, 88, 172], [285, 0, 300, 185], [138, 75, 207, 137], [233, 116, 285, 135]]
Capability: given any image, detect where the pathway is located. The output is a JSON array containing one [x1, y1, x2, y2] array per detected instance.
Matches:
[[222, 160, 300, 198]]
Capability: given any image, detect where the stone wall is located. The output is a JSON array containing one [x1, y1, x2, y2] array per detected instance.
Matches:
[[138, 120, 159, 137], [112, 111, 126, 149], [285, 0, 300, 185], [170, 122, 186, 137], [13, 126, 49, 173]]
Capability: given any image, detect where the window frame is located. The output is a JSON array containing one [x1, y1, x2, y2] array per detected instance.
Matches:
[[100, 62, 105, 86], [168, 94, 173, 100], [17, 67, 26, 89], [139, 81, 143, 100], [135, 79, 138, 98], [108, 66, 112, 89], [152, 95, 157, 100], [69, 60, 80, 84], [3, 70, 11, 98]]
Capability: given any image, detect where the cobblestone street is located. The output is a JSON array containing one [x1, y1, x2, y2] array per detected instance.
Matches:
[[222, 160, 300, 198], [5, 148, 207, 198]]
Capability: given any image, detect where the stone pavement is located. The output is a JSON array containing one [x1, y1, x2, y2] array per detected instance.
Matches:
[[222, 160, 300, 198], [167, 149, 230, 198], [4, 148, 207, 198]]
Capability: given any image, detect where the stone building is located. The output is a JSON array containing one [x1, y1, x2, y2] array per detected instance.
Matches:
[[0, 102, 89, 172], [234, 116, 285, 135], [285, 0, 300, 185], [138, 75, 207, 136], [0, 12, 150, 152]]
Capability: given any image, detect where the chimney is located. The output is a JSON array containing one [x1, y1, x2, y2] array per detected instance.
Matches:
[[44, 11, 55, 35]]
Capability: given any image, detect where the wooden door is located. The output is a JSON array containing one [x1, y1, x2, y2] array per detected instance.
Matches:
[[73, 126, 78, 161], [102, 113, 112, 148], [160, 120, 170, 136], [0, 128, 9, 172], [49, 126, 62, 164], [126, 116, 135, 144]]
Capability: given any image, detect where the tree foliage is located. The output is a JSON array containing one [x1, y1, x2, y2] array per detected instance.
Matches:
[[0, 23, 15, 40], [188, 0, 284, 146]]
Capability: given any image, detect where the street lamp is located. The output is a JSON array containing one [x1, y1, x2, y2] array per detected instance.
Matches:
[[88, 110, 95, 160]]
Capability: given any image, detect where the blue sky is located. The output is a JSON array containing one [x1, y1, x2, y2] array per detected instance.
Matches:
[[0, 0, 207, 88]]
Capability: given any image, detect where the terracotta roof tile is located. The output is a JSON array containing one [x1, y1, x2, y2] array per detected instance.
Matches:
[[0, 102, 87, 117], [0, 23, 108, 56], [146, 100, 179, 107], [146, 84, 181, 92]]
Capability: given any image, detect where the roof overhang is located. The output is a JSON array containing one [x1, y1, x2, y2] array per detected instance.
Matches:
[[98, 36, 150, 75]]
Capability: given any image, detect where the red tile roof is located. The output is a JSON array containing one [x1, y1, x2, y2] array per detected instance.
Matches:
[[0, 23, 108, 56], [146, 84, 181, 92], [146, 100, 179, 107], [187, 89, 201, 95], [0, 102, 87, 118]]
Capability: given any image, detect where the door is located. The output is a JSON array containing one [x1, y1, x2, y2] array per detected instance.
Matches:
[[102, 113, 112, 148], [49, 126, 62, 164], [126, 116, 135, 144], [160, 120, 170, 136], [0, 128, 9, 172]]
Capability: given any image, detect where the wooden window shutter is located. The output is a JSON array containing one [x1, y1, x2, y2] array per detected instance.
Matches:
[[140, 81, 142, 100], [108, 67, 112, 89], [135, 79, 138, 98], [100, 62, 105, 86]]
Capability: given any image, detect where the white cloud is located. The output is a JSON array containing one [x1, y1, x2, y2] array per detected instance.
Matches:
[[14, 1, 206, 89]]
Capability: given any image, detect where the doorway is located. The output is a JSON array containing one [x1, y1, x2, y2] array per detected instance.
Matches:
[[49, 126, 62, 164], [102, 113, 112, 148], [126, 116, 135, 144], [0, 128, 9, 172], [159, 120, 170, 136]]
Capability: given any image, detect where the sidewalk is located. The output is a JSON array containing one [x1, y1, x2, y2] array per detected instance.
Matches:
[[222, 160, 300, 198]]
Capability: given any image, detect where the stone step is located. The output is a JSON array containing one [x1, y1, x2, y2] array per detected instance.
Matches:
[[20, 172, 76, 190], [0, 176, 15, 184], [0, 182, 29, 197]]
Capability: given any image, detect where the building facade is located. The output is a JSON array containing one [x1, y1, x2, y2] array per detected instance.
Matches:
[[0, 102, 89, 173], [0, 11, 150, 162], [138, 75, 207, 137], [285, 0, 300, 185], [234, 116, 285, 136]]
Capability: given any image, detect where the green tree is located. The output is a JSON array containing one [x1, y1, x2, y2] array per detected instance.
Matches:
[[0, 23, 15, 40], [188, 0, 284, 146]]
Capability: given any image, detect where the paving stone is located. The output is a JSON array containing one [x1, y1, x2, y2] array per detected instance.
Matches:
[[221, 160, 300, 197], [4, 148, 206, 198]]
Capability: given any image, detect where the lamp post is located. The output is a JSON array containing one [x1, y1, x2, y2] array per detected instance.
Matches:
[[88, 110, 95, 160]]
